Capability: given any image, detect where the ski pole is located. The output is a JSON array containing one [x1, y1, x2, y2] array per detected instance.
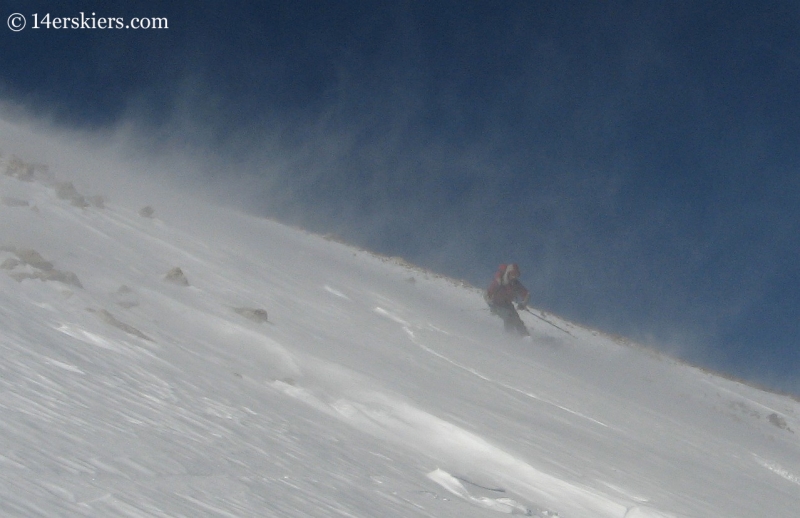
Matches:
[[522, 307, 573, 336]]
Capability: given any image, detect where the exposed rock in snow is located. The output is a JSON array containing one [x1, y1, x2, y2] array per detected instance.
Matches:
[[232, 306, 269, 323], [163, 266, 190, 286]]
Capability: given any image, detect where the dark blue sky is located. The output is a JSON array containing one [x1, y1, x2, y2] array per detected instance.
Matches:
[[2, 1, 799, 394]]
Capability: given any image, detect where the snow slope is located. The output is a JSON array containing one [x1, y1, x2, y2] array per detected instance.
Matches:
[[1, 147, 799, 517]]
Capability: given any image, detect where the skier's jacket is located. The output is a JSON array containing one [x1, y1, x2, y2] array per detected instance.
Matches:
[[486, 263, 530, 307]]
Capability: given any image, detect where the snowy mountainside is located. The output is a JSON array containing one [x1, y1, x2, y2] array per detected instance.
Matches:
[[1, 150, 800, 518]]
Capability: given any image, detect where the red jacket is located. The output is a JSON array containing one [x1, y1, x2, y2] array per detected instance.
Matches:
[[486, 264, 530, 306]]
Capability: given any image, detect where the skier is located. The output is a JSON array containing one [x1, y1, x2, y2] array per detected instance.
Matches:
[[485, 263, 530, 336]]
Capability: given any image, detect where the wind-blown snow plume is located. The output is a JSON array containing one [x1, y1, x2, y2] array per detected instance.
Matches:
[[1, 123, 799, 517]]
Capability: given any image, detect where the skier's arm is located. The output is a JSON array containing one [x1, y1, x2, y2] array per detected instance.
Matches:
[[515, 282, 530, 307]]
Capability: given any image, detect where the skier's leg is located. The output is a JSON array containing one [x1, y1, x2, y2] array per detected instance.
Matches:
[[508, 307, 530, 336], [498, 304, 527, 335], [503, 315, 515, 332], [490, 304, 515, 333], [491, 303, 530, 336]]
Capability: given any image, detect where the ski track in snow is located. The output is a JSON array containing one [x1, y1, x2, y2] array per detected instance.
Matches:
[[374, 306, 614, 431], [753, 455, 800, 486], [324, 285, 351, 300]]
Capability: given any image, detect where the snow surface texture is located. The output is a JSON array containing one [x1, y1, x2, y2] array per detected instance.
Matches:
[[1, 150, 800, 518]]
